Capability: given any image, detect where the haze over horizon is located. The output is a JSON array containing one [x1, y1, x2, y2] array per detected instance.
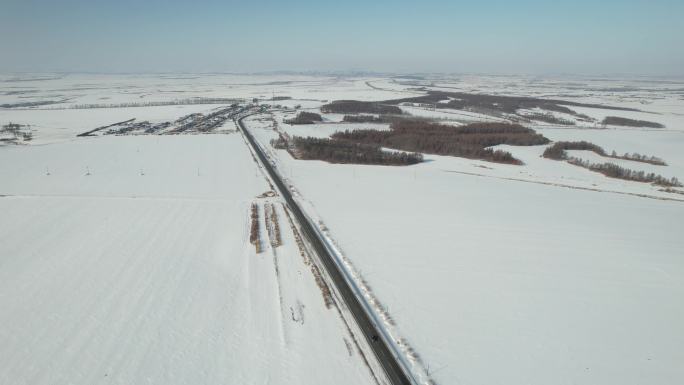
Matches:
[[2, 2, 684, 384], [1, 0, 683, 76]]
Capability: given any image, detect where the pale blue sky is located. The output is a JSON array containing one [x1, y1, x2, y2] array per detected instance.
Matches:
[[1, 0, 682, 75]]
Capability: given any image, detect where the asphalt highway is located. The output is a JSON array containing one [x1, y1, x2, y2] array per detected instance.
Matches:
[[236, 114, 413, 385]]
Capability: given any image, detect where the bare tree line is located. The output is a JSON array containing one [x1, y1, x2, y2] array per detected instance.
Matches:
[[522, 112, 576, 125], [382, 91, 638, 115], [543, 141, 679, 187], [321, 100, 403, 115], [285, 111, 323, 125], [567, 158, 681, 187], [602, 116, 664, 128], [49, 98, 241, 110], [332, 121, 550, 165], [342, 114, 395, 123], [273, 135, 423, 166], [543, 141, 667, 165]]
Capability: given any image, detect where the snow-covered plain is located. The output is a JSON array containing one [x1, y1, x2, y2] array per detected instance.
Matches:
[[0, 133, 375, 384], [242, 74, 684, 385], [2, 73, 684, 385], [261, 151, 684, 385]]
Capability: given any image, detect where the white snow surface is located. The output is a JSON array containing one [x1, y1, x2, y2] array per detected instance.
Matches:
[[240, 73, 684, 385], [256, 138, 684, 385], [3, 73, 684, 385], [0, 134, 375, 385]]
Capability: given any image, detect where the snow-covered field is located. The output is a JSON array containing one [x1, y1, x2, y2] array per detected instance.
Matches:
[[2, 73, 684, 385], [260, 151, 684, 385], [0, 133, 375, 384], [242, 74, 684, 384]]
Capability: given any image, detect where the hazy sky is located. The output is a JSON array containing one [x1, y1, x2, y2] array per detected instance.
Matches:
[[1, 0, 682, 75]]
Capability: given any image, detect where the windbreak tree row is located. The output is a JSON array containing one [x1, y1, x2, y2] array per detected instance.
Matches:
[[543, 141, 679, 186]]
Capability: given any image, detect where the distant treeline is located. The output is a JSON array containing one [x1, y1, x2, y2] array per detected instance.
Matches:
[[543, 141, 667, 165], [378, 91, 638, 119], [321, 100, 403, 115], [1, 100, 63, 108], [543, 141, 603, 160], [332, 121, 550, 165], [274, 115, 552, 165], [273, 135, 422, 165], [285, 111, 323, 124], [56, 98, 240, 110], [342, 114, 394, 123], [568, 158, 681, 187], [523, 112, 576, 126], [543, 141, 678, 187], [601, 116, 664, 128]]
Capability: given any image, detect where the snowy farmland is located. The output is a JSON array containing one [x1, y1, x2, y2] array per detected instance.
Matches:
[[2, 73, 684, 385], [0, 133, 376, 384], [244, 75, 684, 385], [256, 151, 684, 384]]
